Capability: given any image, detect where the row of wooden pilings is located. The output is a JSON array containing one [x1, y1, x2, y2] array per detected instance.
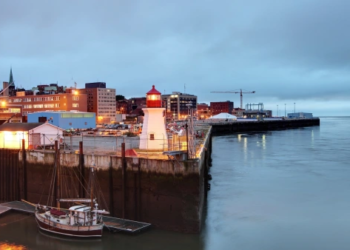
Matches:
[[0, 140, 27, 203], [0, 138, 138, 221]]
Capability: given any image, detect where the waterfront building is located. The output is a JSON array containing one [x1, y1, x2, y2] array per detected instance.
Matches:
[[210, 101, 234, 116], [161, 92, 197, 120], [79, 82, 116, 124], [0, 103, 23, 124], [127, 97, 146, 113], [197, 103, 211, 120], [207, 113, 237, 122], [0, 122, 63, 149], [232, 108, 245, 118], [244, 103, 272, 119], [27, 111, 96, 130], [6, 91, 87, 117], [287, 112, 313, 119], [139, 85, 167, 150], [116, 99, 128, 114]]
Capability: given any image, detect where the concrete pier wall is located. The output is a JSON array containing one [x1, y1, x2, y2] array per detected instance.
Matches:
[[211, 118, 320, 134]]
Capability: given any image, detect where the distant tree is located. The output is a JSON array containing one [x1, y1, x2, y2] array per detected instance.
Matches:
[[116, 95, 125, 101]]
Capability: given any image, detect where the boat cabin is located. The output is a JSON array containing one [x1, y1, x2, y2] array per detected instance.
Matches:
[[68, 205, 100, 226]]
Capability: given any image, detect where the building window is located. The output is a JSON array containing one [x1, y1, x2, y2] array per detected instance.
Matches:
[[72, 103, 79, 108], [73, 96, 79, 101], [150, 134, 154, 140], [44, 104, 54, 108]]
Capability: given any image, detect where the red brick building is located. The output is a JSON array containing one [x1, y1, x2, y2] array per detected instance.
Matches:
[[210, 101, 234, 116], [197, 103, 210, 119], [7, 91, 87, 117], [116, 100, 128, 114]]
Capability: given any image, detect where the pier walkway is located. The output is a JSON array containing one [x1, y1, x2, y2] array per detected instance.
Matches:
[[0, 201, 151, 234]]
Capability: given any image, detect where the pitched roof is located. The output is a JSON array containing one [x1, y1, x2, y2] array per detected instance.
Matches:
[[0, 123, 44, 131], [147, 85, 161, 95], [209, 113, 237, 119]]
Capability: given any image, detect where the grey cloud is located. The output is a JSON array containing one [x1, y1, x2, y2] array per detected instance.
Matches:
[[0, 0, 350, 115]]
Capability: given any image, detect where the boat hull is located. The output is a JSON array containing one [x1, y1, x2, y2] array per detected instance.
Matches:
[[35, 212, 103, 238]]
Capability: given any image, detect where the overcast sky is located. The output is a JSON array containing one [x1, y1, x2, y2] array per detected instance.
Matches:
[[1, 0, 350, 115]]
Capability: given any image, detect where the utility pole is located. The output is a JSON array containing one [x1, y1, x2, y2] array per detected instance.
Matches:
[[285, 103, 286, 117], [294, 102, 296, 113]]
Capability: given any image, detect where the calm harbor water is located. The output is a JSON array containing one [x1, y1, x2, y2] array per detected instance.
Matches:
[[1, 116, 350, 250]]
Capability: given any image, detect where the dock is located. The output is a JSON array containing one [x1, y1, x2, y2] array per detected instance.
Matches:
[[103, 216, 151, 233], [0, 201, 35, 214], [0, 205, 11, 215], [0, 201, 151, 233]]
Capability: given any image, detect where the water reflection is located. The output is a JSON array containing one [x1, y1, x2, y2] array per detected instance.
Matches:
[[261, 134, 266, 150], [0, 242, 27, 250]]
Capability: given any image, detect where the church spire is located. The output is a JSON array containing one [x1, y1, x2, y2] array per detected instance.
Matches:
[[9, 68, 14, 85]]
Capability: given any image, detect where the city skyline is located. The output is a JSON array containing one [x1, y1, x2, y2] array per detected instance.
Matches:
[[1, 0, 350, 116]]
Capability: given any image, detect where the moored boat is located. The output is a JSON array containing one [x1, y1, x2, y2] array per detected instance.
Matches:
[[34, 141, 108, 238]]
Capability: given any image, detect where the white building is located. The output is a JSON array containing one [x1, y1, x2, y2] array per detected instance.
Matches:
[[287, 112, 313, 119], [0, 122, 64, 149]]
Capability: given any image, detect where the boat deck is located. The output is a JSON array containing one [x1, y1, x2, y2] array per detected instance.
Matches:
[[0, 201, 151, 233]]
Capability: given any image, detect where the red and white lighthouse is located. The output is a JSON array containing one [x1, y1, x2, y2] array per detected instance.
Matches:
[[139, 85, 168, 150]]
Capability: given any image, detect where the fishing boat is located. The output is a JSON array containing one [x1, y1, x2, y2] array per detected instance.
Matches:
[[34, 142, 108, 238]]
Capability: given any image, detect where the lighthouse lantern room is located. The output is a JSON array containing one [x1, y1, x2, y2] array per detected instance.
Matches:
[[146, 85, 162, 107], [139, 85, 168, 150]]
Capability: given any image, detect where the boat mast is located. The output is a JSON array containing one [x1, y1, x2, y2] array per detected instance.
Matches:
[[55, 140, 61, 209], [90, 167, 94, 210]]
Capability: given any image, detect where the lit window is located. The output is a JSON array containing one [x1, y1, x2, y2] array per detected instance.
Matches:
[[72, 103, 79, 108]]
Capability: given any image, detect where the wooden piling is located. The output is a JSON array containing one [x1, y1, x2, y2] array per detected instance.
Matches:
[[22, 139, 27, 201], [134, 172, 137, 220], [137, 162, 141, 220], [121, 142, 126, 219], [79, 141, 85, 198], [109, 157, 114, 216]]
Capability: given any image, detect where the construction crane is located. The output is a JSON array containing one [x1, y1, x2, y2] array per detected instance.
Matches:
[[211, 89, 255, 109]]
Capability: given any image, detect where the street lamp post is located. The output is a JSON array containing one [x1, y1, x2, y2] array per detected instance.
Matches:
[[294, 102, 296, 113], [285, 103, 286, 117]]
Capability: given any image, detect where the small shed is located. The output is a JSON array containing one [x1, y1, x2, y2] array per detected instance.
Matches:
[[0, 122, 64, 149]]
